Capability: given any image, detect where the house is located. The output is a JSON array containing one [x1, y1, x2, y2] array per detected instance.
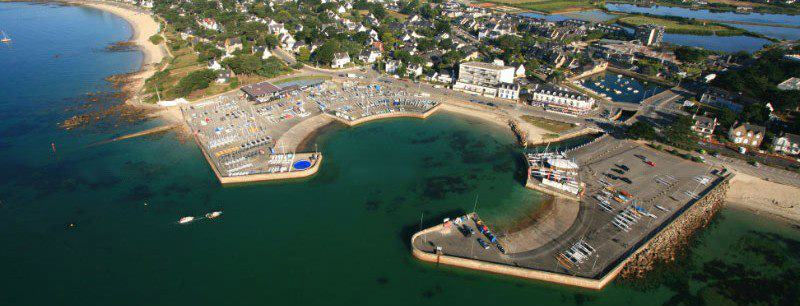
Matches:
[[773, 132, 800, 155], [407, 64, 423, 77], [223, 37, 243, 55], [331, 52, 351, 68], [728, 122, 766, 148], [691, 114, 718, 138], [207, 59, 223, 70], [359, 47, 382, 64], [429, 70, 453, 84], [253, 46, 272, 59], [198, 18, 220, 31], [385, 59, 401, 74], [512, 63, 526, 78], [216, 69, 233, 84]]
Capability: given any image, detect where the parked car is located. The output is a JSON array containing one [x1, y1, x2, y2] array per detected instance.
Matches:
[[477, 238, 490, 249]]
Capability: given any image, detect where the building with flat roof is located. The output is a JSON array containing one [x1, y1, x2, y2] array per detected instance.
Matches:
[[241, 81, 282, 103], [453, 62, 518, 99]]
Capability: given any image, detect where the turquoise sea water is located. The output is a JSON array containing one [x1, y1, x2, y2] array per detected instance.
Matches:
[[1, 2, 799, 305]]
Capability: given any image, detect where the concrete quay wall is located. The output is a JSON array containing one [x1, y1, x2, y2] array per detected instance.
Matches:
[[411, 225, 618, 290], [327, 104, 441, 127], [216, 153, 322, 185]]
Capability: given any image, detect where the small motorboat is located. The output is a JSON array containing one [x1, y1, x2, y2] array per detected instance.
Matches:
[[178, 216, 195, 224], [205, 211, 223, 219]]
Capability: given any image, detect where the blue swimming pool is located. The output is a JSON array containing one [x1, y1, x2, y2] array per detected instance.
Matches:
[[293, 160, 312, 170]]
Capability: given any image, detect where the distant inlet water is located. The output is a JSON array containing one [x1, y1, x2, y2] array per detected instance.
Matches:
[[1, 2, 799, 305]]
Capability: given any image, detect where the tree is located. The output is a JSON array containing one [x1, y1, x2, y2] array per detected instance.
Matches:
[[174, 69, 217, 96], [223, 54, 263, 75], [264, 34, 279, 49], [148, 34, 163, 45], [674, 46, 713, 64], [311, 40, 339, 65], [297, 46, 311, 62], [663, 115, 696, 150], [627, 121, 657, 140]]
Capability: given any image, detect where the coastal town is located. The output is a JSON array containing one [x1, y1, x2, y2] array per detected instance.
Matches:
[[26, 0, 800, 294]]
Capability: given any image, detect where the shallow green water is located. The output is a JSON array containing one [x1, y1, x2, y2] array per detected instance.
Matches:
[[1, 2, 800, 305]]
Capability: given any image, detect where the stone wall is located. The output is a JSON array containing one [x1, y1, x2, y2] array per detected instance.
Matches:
[[618, 176, 731, 278]]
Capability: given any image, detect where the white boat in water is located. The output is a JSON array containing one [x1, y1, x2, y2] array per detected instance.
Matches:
[[178, 216, 195, 224], [205, 211, 223, 219]]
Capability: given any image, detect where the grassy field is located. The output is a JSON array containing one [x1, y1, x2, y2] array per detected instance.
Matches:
[[486, 0, 599, 13], [615, 15, 745, 36], [521, 115, 575, 133]]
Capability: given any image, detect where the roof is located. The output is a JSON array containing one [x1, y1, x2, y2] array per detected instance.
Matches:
[[334, 52, 350, 60], [731, 122, 765, 134], [241, 81, 281, 97], [460, 61, 513, 71], [779, 132, 800, 144], [693, 115, 717, 129], [530, 83, 589, 101], [777, 77, 800, 91]]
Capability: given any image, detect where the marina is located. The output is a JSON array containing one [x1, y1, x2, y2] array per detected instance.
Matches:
[[577, 72, 665, 104], [183, 79, 440, 183]]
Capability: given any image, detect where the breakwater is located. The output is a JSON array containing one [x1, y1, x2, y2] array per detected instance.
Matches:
[[411, 171, 733, 290], [618, 175, 731, 279]]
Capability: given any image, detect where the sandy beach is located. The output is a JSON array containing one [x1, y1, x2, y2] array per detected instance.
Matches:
[[727, 172, 800, 224], [73, 0, 164, 68], [66, 0, 173, 118]]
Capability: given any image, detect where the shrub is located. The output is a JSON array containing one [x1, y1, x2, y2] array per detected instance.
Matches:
[[149, 34, 164, 45], [173, 69, 217, 96]]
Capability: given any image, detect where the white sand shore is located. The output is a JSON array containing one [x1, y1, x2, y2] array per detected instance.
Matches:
[[73, 0, 164, 67], [727, 173, 800, 223], [67, 0, 172, 119]]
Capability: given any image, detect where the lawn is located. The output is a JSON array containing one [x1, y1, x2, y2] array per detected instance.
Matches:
[[521, 115, 575, 133], [486, 0, 599, 13], [616, 15, 745, 36]]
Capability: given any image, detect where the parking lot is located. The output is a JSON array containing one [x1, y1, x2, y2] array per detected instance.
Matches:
[[183, 80, 439, 178], [412, 137, 722, 278]]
